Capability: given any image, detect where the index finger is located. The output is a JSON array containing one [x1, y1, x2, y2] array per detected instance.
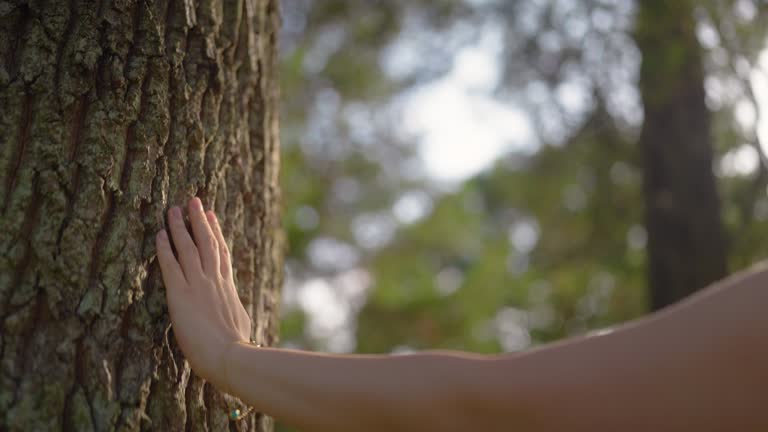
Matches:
[[156, 229, 186, 286]]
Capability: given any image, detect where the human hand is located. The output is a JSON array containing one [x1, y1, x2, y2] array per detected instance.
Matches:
[[155, 197, 252, 393]]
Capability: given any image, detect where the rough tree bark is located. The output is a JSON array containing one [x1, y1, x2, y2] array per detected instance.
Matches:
[[0, 0, 283, 430], [635, 0, 728, 311]]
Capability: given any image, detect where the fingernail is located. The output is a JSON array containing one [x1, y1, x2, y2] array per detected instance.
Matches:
[[170, 206, 181, 219], [158, 230, 168, 240], [193, 197, 203, 211]]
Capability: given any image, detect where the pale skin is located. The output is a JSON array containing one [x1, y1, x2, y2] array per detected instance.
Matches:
[[156, 196, 768, 432]]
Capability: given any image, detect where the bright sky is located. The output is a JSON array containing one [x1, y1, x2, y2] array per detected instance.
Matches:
[[405, 31, 768, 184], [714, 49, 768, 176], [399, 25, 536, 185], [750, 50, 768, 160], [404, 64, 534, 184]]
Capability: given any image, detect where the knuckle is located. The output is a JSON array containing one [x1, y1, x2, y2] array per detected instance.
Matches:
[[207, 235, 218, 252]]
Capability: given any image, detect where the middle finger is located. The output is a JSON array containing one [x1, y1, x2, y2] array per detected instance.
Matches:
[[188, 197, 220, 276]]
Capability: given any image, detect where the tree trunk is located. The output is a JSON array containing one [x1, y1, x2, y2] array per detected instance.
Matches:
[[634, 0, 727, 311], [0, 0, 283, 430]]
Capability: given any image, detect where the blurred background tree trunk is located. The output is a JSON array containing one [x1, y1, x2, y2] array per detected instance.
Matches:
[[635, 0, 728, 311], [0, 0, 282, 430]]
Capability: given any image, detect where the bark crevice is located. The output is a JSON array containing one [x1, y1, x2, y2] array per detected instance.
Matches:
[[52, 0, 78, 106], [2, 92, 34, 215]]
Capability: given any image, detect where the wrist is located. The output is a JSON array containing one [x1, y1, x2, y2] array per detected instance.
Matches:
[[221, 340, 248, 395]]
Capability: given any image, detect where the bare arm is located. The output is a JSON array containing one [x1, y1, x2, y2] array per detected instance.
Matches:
[[223, 264, 768, 431], [156, 198, 768, 432], [478, 263, 768, 431]]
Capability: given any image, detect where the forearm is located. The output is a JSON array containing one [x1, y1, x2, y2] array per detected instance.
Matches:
[[222, 263, 768, 431], [507, 263, 768, 431], [223, 344, 494, 432]]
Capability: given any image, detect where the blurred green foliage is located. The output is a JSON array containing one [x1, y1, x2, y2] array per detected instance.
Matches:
[[275, 0, 768, 430], [276, 0, 768, 355], [357, 106, 648, 353]]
